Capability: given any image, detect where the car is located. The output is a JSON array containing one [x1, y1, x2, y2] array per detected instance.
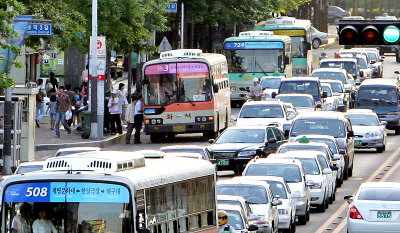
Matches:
[[321, 79, 349, 111], [311, 26, 328, 49], [260, 76, 285, 99], [283, 102, 298, 120], [346, 109, 387, 153], [339, 53, 373, 83], [217, 195, 254, 221], [319, 58, 362, 84], [163, 152, 206, 159], [342, 16, 364, 20], [218, 204, 259, 233], [243, 158, 313, 225], [268, 152, 332, 212], [14, 161, 46, 174], [290, 134, 345, 186], [217, 179, 280, 233], [276, 77, 327, 103], [233, 176, 296, 233], [289, 111, 355, 180], [328, 6, 351, 24], [312, 67, 356, 94], [134, 149, 167, 158], [275, 94, 322, 113], [321, 83, 339, 111], [208, 126, 287, 174], [344, 182, 400, 233], [354, 79, 400, 134], [352, 48, 384, 78], [236, 100, 296, 131], [160, 145, 211, 160], [55, 147, 101, 157]]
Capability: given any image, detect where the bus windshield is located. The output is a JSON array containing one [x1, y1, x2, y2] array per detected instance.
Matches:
[[144, 63, 212, 106], [291, 37, 307, 58], [225, 49, 283, 73], [2, 182, 132, 233]]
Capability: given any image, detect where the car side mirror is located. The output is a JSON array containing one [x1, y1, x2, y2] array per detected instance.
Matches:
[[213, 84, 219, 93], [381, 56, 385, 60], [344, 195, 354, 203], [323, 168, 332, 174], [248, 224, 259, 231], [271, 92, 277, 99], [359, 71, 364, 77], [272, 199, 282, 206], [333, 154, 341, 161], [330, 164, 339, 171], [268, 138, 277, 144], [370, 60, 376, 64], [287, 113, 296, 120], [381, 121, 387, 126], [347, 130, 354, 138], [339, 150, 346, 155], [395, 70, 400, 75], [345, 89, 351, 93], [208, 139, 215, 144], [305, 180, 314, 187], [315, 103, 322, 109], [322, 91, 328, 99]]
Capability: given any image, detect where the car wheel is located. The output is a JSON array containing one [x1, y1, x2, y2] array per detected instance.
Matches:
[[291, 220, 296, 233], [348, 165, 353, 177], [298, 214, 307, 225], [343, 160, 349, 180], [306, 207, 311, 221], [395, 127, 400, 135], [282, 223, 292, 233], [396, 51, 400, 63], [312, 39, 321, 49], [317, 200, 325, 212]]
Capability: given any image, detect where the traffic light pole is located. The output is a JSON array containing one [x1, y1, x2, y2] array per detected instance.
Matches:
[[90, 0, 99, 139]]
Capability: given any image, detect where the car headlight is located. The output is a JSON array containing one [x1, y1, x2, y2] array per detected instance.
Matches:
[[387, 112, 399, 115], [238, 150, 257, 157], [278, 209, 288, 215], [311, 182, 322, 189]]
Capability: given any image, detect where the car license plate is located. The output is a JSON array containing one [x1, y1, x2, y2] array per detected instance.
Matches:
[[377, 210, 392, 219], [217, 159, 229, 166], [172, 125, 185, 132], [355, 140, 362, 146]]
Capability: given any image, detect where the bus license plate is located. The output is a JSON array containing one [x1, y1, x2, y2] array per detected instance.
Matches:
[[355, 140, 362, 146], [173, 125, 186, 132], [377, 211, 392, 219], [217, 159, 229, 166]]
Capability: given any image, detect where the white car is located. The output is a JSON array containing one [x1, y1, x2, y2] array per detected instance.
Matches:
[[233, 176, 296, 233], [243, 158, 313, 225], [236, 100, 295, 131], [352, 48, 384, 78], [14, 161, 46, 174], [55, 147, 101, 156], [321, 83, 339, 111], [260, 76, 285, 99], [346, 109, 387, 153], [217, 179, 280, 233], [312, 67, 356, 94], [345, 182, 400, 233], [275, 94, 321, 113], [339, 53, 373, 82], [321, 79, 349, 111], [311, 26, 328, 49], [217, 195, 254, 222], [268, 152, 331, 212], [218, 204, 259, 233]]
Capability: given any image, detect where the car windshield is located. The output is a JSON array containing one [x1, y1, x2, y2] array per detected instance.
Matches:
[[15, 165, 44, 174], [322, 85, 333, 97], [320, 61, 357, 77], [217, 185, 268, 204], [348, 114, 380, 126], [277, 144, 327, 154], [355, 57, 367, 69], [357, 86, 398, 104], [299, 138, 338, 154], [216, 129, 265, 144], [326, 82, 344, 93], [276, 95, 314, 108], [317, 155, 329, 169], [291, 119, 346, 137], [244, 164, 302, 183], [144, 63, 212, 106], [225, 49, 284, 73], [226, 210, 245, 230], [260, 78, 282, 89], [358, 188, 400, 201], [279, 81, 320, 98], [312, 72, 347, 84], [367, 52, 378, 61], [266, 181, 288, 198], [297, 158, 320, 175], [239, 105, 284, 118]]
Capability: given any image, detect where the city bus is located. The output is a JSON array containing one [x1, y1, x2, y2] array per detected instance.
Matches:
[[0, 151, 218, 233], [142, 49, 231, 142], [223, 31, 292, 105], [255, 17, 313, 76]]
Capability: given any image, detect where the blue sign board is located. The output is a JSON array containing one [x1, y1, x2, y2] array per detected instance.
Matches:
[[224, 42, 284, 50], [26, 23, 52, 36], [165, 2, 178, 13], [4, 182, 130, 203]]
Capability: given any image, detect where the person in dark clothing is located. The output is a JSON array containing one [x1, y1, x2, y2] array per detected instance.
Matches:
[[134, 94, 144, 144]]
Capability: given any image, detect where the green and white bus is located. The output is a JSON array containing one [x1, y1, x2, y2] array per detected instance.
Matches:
[[223, 31, 292, 105], [255, 17, 313, 76]]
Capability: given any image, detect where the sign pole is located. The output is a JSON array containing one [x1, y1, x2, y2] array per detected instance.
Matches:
[[89, 0, 99, 139], [181, 2, 184, 49]]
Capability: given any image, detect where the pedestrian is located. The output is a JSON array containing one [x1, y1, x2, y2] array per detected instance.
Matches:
[[48, 72, 58, 97], [125, 96, 138, 144], [64, 84, 76, 127], [81, 64, 89, 85], [108, 91, 122, 135], [35, 79, 47, 127], [133, 94, 144, 144], [45, 79, 53, 95], [81, 81, 88, 97], [73, 87, 83, 125], [115, 83, 128, 120], [55, 86, 72, 138], [46, 95, 57, 130]]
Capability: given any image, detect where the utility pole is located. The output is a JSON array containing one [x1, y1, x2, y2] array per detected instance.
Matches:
[[90, 0, 99, 139], [181, 2, 184, 49]]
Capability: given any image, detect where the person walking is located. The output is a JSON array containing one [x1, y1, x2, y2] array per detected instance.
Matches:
[[46, 95, 57, 130], [133, 94, 144, 144], [47, 72, 58, 97], [115, 83, 128, 120], [64, 84, 76, 127], [125, 96, 138, 144], [108, 91, 122, 135], [55, 86, 72, 138], [35, 79, 47, 127]]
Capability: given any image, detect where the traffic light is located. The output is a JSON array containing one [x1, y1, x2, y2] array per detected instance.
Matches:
[[338, 20, 400, 45]]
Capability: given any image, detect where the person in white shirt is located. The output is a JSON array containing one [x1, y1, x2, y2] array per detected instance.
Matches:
[[115, 83, 129, 119], [218, 210, 235, 233], [125, 96, 138, 144], [11, 203, 32, 233], [134, 95, 144, 144], [108, 91, 122, 134], [249, 77, 263, 97], [32, 209, 57, 233]]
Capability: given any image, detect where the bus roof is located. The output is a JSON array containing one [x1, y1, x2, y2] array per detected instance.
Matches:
[[224, 35, 291, 43], [255, 17, 312, 31]]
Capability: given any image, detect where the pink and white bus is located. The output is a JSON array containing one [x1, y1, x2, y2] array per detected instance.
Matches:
[[143, 49, 231, 142]]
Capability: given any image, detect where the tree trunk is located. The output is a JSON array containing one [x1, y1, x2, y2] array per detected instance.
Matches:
[[64, 47, 85, 88]]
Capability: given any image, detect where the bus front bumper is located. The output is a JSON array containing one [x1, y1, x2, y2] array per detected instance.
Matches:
[[145, 122, 214, 134]]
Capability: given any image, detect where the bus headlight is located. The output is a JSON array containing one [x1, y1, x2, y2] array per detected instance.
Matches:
[[145, 118, 163, 125], [195, 116, 214, 123]]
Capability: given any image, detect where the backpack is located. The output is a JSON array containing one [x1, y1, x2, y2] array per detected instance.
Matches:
[[36, 88, 46, 102]]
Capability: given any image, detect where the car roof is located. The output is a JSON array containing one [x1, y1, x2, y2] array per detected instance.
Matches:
[[276, 93, 314, 98], [269, 151, 321, 159], [320, 79, 343, 84], [218, 204, 243, 212], [360, 182, 400, 189], [346, 109, 374, 113], [160, 145, 205, 150], [164, 152, 203, 159], [249, 157, 303, 166], [56, 147, 101, 152], [294, 134, 336, 141], [320, 58, 357, 63], [352, 48, 379, 52], [280, 141, 330, 148], [17, 161, 46, 166], [359, 79, 398, 86], [321, 83, 332, 88], [312, 67, 347, 74], [224, 125, 273, 130], [260, 76, 285, 80], [296, 111, 346, 120], [242, 100, 284, 106], [280, 76, 320, 82], [217, 194, 247, 202], [234, 175, 286, 183], [217, 179, 270, 188]]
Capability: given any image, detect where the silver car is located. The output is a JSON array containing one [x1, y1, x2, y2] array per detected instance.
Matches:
[[311, 26, 328, 49], [346, 109, 387, 153]]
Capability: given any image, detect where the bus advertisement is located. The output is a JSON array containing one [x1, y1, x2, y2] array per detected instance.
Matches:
[[143, 49, 231, 142], [255, 17, 313, 77], [223, 31, 292, 105]]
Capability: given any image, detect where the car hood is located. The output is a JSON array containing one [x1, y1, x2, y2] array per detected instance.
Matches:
[[305, 174, 323, 183], [286, 182, 306, 196], [296, 107, 315, 113], [277, 198, 292, 210], [352, 125, 384, 134], [325, 97, 336, 104], [209, 143, 262, 152], [250, 203, 270, 216], [237, 118, 287, 127]]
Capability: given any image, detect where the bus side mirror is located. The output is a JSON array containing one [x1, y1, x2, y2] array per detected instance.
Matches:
[[285, 56, 290, 65], [213, 84, 219, 93]]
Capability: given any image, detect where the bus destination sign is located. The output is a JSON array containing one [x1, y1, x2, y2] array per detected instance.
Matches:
[[224, 41, 284, 50]]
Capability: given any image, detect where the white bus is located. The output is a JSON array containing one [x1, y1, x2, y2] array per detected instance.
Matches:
[[0, 151, 217, 233], [143, 49, 231, 142]]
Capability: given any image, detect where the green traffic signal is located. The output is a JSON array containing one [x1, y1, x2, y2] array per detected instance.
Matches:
[[383, 26, 400, 44]]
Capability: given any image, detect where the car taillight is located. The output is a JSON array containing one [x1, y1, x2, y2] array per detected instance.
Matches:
[[349, 205, 363, 219]]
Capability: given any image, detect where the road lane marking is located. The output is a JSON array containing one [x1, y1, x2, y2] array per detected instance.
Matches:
[[314, 147, 400, 233]]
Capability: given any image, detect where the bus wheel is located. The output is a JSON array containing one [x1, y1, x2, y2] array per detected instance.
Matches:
[[150, 133, 166, 143], [203, 131, 217, 140]]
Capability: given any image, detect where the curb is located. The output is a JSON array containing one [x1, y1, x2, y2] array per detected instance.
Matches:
[[35, 133, 126, 151]]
